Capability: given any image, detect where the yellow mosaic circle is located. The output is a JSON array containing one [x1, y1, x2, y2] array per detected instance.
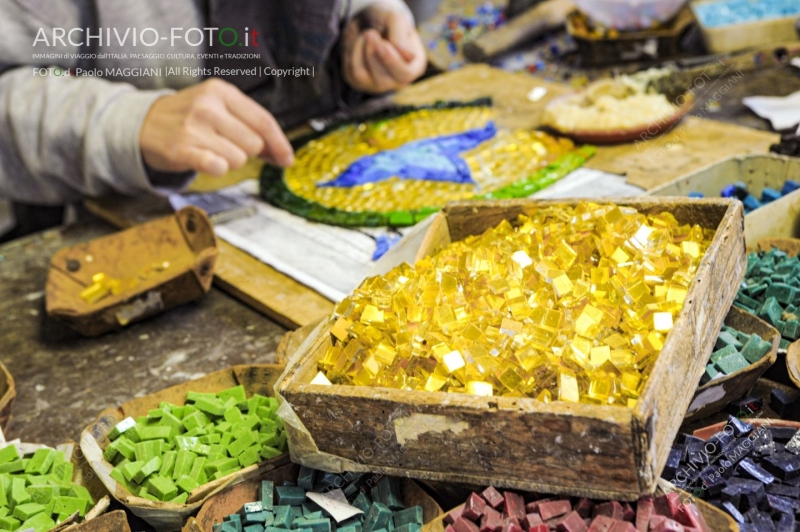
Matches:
[[283, 106, 575, 214]]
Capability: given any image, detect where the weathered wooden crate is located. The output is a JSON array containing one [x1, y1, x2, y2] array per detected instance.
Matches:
[[183, 463, 444, 532], [691, 0, 800, 53], [648, 154, 800, 245], [80, 366, 289, 532], [276, 198, 745, 501], [685, 306, 779, 423]]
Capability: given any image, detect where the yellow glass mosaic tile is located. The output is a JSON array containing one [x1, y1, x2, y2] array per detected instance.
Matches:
[[317, 202, 715, 406]]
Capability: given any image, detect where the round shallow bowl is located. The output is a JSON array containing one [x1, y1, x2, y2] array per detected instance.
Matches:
[[184, 464, 444, 532], [785, 339, 800, 389], [545, 91, 694, 145], [693, 417, 800, 440], [572, 0, 687, 31]]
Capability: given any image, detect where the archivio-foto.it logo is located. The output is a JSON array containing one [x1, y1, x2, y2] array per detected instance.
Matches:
[[32, 27, 260, 48]]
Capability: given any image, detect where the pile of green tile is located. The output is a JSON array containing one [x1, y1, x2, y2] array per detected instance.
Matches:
[[701, 324, 772, 383], [216, 468, 424, 532], [734, 248, 800, 349], [0, 444, 95, 532], [105, 386, 287, 504]]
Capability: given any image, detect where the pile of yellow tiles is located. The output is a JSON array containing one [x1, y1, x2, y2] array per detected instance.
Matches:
[[315, 202, 715, 407]]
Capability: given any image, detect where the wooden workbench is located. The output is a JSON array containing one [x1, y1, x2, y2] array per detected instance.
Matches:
[[7, 59, 797, 448], [0, 222, 287, 447]]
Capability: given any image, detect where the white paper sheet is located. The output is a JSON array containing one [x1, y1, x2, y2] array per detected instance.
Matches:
[[743, 91, 800, 134], [305, 492, 364, 523], [530, 167, 645, 199], [209, 181, 409, 302]]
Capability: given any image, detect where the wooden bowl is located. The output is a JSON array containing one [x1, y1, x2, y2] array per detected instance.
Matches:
[[80, 365, 289, 532], [0, 361, 16, 431], [427, 491, 735, 532], [686, 419, 800, 530], [184, 463, 444, 532], [684, 306, 779, 423], [758, 237, 800, 256], [545, 91, 694, 145], [693, 417, 800, 440], [750, 238, 800, 384], [785, 340, 800, 389], [57, 510, 129, 532]]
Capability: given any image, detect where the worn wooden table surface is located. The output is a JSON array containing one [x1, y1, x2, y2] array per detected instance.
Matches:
[[0, 221, 287, 447]]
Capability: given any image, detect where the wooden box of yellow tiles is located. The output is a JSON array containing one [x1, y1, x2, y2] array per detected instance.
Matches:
[[275, 198, 745, 501]]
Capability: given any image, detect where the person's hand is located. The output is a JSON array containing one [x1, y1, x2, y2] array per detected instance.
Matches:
[[342, 2, 427, 94], [140, 78, 294, 177]]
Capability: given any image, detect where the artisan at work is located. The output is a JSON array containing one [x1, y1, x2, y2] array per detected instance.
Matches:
[[317, 201, 714, 405]]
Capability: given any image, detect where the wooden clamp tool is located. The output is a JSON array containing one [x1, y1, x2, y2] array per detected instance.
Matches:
[[45, 206, 218, 337], [462, 0, 574, 62]]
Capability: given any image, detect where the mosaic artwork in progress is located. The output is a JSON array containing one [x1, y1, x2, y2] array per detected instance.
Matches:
[[260, 102, 593, 227], [315, 202, 716, 406]]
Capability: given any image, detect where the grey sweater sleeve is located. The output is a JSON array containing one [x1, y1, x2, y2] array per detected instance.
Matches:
[[0, 68, 180, 205], [0, 0, 194, 206]]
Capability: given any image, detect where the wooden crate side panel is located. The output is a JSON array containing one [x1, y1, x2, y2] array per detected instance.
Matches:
[[415, 213, 453, 262], [634, 203, 745, 491], [747, 192, 800, 242], [285, 386, 640, 499], [647, 154, 800, 242], [649, 155, 798, 197]]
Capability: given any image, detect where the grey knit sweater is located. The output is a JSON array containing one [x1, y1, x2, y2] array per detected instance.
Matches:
[[0, 0, 410, 208]]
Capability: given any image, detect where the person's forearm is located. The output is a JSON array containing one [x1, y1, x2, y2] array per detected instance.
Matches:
[[0, 67, 193, 205]]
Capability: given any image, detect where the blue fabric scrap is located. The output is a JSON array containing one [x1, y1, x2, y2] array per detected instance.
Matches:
[[372, 234, 402, 261]]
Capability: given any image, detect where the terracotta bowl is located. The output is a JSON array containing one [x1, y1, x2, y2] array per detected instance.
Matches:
[[545, 91, 694, 145], [693, 417, 800, 440]]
